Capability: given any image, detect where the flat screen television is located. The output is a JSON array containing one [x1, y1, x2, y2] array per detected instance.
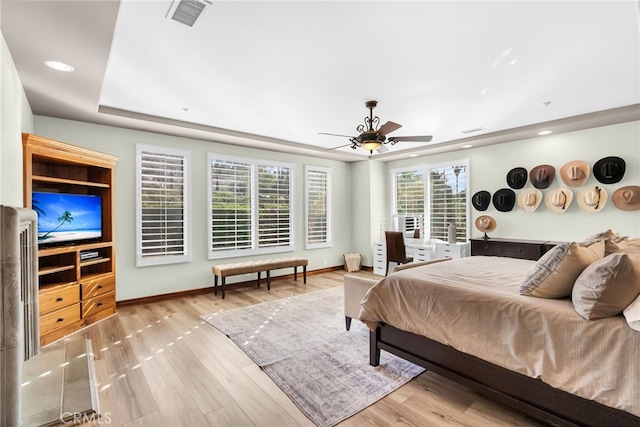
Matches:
[[32, 191, 102, 246]]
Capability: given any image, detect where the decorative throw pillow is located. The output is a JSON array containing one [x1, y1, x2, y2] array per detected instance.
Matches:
[[605, 236, 630, 254], [572, 251, 640, 320], [580, 229, 628, 255], [624, 295, 640, 331], [519, 240, 605, 298]]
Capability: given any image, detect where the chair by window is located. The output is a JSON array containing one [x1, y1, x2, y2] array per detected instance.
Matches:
[[385, 231, 413, 275]]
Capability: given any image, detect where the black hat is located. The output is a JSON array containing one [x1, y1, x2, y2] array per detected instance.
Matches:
[[593, 156, 625, 184], [506, 167, 527, 189], [472, 191, 491, 211], [492, 188, 516, 212]]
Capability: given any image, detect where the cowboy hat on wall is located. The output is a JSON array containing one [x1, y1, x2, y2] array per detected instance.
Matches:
[[577, 186, 608, 212], [560, 160, 590, 187], [545, 187, 574, 213], [517, 188, 543, 213], [612, 186, 640, 211]]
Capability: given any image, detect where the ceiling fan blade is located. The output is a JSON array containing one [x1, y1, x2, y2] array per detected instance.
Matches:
[[388, 135, 433, 143], [326, 143, 353, 151], [377, 121, 402, 136], [319, 132, 354, 138]]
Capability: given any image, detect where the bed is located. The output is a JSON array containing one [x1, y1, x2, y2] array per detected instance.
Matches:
[[357, 252, 640, 427]]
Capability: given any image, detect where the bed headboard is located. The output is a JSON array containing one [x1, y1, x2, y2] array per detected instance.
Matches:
[[1, 205, 39, 426]]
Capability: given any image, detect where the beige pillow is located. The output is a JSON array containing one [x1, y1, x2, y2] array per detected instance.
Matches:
[[581, 229, 628, 255], [606, 236, 630, 254], [519, 240, 605, 298], [572, 251, 640, 320], [624, 295, 640, 331]]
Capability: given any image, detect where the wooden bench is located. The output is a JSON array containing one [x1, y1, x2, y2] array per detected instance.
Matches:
[[212, 257, 308, 299]]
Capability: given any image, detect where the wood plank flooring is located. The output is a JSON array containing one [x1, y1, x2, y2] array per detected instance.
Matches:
[[46, 270, 547, 426]]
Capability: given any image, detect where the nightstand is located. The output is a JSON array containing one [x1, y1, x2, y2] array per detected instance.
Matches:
[[435, 241, 471, 259], [469, 238, 561, 261]]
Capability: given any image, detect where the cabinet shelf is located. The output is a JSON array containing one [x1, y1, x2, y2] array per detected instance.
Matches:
[[80, 257, 111, 268], [32, 174, 110, 188], [38, 264, 75, 276]]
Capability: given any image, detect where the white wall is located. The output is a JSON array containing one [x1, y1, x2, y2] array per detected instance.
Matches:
[[0, 33, 34, 206], [386, 121, 640, 242], [34, 116, 355, 301]]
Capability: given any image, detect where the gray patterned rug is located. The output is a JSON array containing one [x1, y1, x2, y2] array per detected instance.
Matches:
[[201, 286, 424, 427]]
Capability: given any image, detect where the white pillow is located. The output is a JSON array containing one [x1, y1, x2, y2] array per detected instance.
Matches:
[[572, 252, 640, 320], [624, 295, 640, 332]]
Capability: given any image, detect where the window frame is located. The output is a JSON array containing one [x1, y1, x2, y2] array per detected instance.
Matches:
[[207, 153, 295, 259], [390, 160, 470, 241], [304, 165, 332, 249], [135, 143, 192, 267]]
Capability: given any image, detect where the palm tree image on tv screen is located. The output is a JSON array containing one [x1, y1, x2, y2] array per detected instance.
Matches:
[[32, 191, 102, 245]]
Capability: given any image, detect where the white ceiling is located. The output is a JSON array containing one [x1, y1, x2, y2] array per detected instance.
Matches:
[[2, 0, 639, 162]]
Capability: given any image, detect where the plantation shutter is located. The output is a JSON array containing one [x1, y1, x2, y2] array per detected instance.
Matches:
[[429, 164, 467, 241], [136, 145, 191, 267], [394, 170, 425, 215], [305, 166, 331, 248], [210, 159, 253, 252], [258, 165, 291, 248]]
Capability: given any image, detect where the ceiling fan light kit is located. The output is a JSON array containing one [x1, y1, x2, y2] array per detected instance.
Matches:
[[324, 100, 433, 154]]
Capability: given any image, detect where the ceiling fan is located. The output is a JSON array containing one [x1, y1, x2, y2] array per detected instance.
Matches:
[[321, 100, 433, 154]]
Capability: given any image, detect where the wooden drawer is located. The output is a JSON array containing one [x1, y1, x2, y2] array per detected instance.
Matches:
[[39, 283, 80, 316], [503, 243, 541, 260], [40, 303, 80, 335], [82, 290, 115, 319], [471, 240, 502, 256], [80, 273, 115, 300]]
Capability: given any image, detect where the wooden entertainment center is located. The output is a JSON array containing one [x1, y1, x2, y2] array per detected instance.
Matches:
[[22, 133, 118, 346]]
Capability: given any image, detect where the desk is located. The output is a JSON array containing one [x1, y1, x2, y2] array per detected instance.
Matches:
[[372, 239, 436, 276]]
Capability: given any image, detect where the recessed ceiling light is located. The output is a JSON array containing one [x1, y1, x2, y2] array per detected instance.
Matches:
[[44, 60, 74, 72], [538, 130, 552, 136], [462, 144, 473, 148], [409, 154, 418, 158]]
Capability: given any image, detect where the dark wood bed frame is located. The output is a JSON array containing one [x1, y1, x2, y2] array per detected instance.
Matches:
[[370, 323, 640, 427]]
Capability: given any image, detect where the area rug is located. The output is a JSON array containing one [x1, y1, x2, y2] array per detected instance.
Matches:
[[201, 286, 424, 427]]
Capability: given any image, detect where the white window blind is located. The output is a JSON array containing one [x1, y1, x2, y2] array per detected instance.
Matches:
[[429, 163, 468, 241], [257, 165, 291, 248], [210, 159, 253, 252], [305, 166, 332, 249], [208, 154, 294, 258], [136, 144, 191, 267]]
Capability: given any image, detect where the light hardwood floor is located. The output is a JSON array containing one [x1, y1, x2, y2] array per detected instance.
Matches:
[[46, 270, 547, 427]]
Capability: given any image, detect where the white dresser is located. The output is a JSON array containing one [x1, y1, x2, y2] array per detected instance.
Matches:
[[372, 239, 435, 276], [435, 241, 471, 259]]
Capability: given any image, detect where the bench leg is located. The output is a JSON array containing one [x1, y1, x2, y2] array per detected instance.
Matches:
[[221, 277, 226, 299], [294, 266, 298, 281], [214, 275, 218, 296], [267, 270, 271, 290], [256, 272, 261, 288], [303, 266, 307, 284]]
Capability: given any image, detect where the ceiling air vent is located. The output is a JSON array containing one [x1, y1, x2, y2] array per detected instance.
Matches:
[[167, 0, 212, 27]]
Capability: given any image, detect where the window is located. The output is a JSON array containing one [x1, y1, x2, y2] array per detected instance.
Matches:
[[428, 162, 469, 241], [136, 144, 191, 267], [391, 167, 425, 234], [305, 165, 332, 249], [208, 154, 294, 258], [391, 160, 469, 241]]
